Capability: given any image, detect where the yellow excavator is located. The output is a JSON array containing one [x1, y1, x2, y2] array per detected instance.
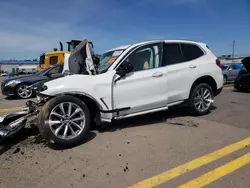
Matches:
[[37, 40, 82, 71]]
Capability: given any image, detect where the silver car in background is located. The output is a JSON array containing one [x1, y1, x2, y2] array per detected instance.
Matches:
[[221, 63, 244, 84]]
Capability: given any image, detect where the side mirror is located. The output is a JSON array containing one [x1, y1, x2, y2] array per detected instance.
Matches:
[[228, 68, 233, 71], [116, 62, 133, 77]]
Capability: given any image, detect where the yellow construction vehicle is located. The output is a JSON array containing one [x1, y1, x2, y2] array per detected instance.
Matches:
[[37, 40, 82, 71]]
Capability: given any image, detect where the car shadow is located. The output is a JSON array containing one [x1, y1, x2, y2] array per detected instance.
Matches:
[[0, 126, 97, 153], [0, 126, 40, 155], [48, 131, 97, 150], [97, 105, 217, 133], [232, 89, 250, 93], [5, 96, 17, 100], [0, 105, 217, 153]]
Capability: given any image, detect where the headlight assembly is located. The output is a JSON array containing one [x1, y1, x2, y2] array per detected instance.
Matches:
[[5, 80, 21, 87]]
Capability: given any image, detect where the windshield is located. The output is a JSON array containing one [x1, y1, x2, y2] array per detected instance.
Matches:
[[97, 50, 124, 74], [36, 66, 52, 75], [68, 43, 75, 52], [221, 65, 228, 70]]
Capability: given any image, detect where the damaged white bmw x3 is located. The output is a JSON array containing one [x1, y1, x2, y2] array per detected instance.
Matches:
[[1, 39, 223, 146]]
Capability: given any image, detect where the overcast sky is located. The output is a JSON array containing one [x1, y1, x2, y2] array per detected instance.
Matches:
[[1, 0, 250, 59]]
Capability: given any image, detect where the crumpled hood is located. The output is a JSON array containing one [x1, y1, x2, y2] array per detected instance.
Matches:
[[41, 74, 98, 96]]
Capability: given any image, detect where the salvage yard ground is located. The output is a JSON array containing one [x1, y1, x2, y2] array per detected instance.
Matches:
[[0, 78, 249, 188]]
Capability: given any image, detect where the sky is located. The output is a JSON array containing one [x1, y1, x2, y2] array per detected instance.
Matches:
[[0, 0, 250, 60]]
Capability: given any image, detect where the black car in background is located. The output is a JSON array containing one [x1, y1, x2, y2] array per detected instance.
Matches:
[[234, 57, 250, 92], [1, 64, 63, 99]]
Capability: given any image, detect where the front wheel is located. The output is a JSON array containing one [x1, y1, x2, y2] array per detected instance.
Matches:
[[37, 95, 91, 147], [16, 83, 33, 99], [188, 83, 214, 116]]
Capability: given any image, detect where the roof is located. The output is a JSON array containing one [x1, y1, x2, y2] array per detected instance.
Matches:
[[66, 40, 83, 43], [106, 45, 131, 52], [105, 39, 207, 53], [0, 60, 39, 65]]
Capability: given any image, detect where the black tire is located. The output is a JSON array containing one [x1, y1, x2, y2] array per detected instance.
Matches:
[[223, 75, 227, 85], [188, 83, 214, 116], [16, 83, 33, 99], [37, 95, 91, 147]]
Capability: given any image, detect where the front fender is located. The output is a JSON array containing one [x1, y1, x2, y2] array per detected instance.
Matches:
[[41, 90, 106, 112]]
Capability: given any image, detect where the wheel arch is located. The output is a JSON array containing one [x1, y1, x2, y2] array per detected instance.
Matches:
[[15, 81, 33, 88], [53, 92, 103, 126], [189, 75, 217, 97]]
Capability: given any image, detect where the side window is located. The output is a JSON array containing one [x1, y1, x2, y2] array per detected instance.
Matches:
[[122, 43, 162, 72], [234, 64, 242, 70], [181, 43, 204, 62], [231, 65, 237, 70], [162, 43, 184, 66], [49, 56, 58, 65]]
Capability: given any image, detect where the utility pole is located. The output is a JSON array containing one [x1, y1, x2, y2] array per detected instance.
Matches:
[[232, 40, 235, 62]]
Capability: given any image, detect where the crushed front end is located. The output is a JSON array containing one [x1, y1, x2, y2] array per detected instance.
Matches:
[[0, 82, 50, 142]]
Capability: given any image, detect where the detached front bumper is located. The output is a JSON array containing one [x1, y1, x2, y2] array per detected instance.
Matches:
[[0, 111, 29, 138], [0, 81, 51, 142], [0, 101, 40, 142]]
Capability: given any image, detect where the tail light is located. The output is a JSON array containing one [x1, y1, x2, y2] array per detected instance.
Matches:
[[216, 59, 221, 68]]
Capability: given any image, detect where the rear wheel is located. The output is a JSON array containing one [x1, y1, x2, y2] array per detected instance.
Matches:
[[16, 83, 33, 99], [37, 95, 91, 147], [188, 83, 214, 116]]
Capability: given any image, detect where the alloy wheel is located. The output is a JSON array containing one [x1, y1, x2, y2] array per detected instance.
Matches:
[[48, 102, 86, 140], [18, 85, 32, 98], [194, 87, 213, 112]]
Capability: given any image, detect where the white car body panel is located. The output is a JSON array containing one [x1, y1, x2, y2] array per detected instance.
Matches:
[[42, 39, 223, 122], [62, 53, 70, 74], [113, 67, 168, 116], [42, 71, 116, 109]]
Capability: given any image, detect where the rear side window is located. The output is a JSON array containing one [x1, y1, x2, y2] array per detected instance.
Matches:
[[231, 64, 238, 70], [181, 43, 204, 62], [162, 43, 184, 66]]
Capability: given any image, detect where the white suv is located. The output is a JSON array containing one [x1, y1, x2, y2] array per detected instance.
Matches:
[[37, 40, 223, 146]]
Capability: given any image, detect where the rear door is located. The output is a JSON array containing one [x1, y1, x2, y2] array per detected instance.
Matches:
[[228, 64, 238, 80], [163, 42, 205, 103]]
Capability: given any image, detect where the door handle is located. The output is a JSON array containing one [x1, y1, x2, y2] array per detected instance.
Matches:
[[152, 72, 163, 78], [189, 65, 197, 69]]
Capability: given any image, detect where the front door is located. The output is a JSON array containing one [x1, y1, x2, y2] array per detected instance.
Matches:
[[113, 42, 168, 117], [228, 64, 239, 80]]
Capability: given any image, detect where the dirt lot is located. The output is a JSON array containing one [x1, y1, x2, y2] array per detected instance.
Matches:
[[0, 82, 249, 188]]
